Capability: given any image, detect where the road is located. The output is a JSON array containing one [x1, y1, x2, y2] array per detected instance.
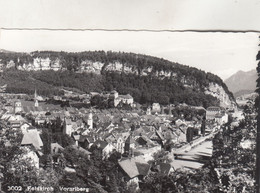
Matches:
[[170, 140, 213, 170]]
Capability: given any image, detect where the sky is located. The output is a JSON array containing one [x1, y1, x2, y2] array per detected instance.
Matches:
[[0, 30, 258, 80], [0, 0, 260, 80]]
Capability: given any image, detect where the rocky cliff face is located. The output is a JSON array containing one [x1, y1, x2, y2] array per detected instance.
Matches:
[[205, 83, 235, 108], [0, 52, 235, 108], [1, 57, 181, 79]]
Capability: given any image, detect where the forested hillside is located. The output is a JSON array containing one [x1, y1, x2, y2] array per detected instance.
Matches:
[[0, 51, 234, 107]]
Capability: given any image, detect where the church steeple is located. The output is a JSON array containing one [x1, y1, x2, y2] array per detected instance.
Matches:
[[87, 112, 93, 129], [34, 89, 39, 107]]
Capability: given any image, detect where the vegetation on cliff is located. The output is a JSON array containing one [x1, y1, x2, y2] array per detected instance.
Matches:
[[0, 51, 234, 107]]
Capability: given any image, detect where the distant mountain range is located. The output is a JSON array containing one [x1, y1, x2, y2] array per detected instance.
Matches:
[[0, 49, 15, 53], [224, 69, 257, 97]]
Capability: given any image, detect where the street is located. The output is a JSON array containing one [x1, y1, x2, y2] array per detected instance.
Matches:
[[170, 140, 213, 170]]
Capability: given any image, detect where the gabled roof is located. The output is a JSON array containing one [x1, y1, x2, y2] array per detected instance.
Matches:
[[86, 136, 95, 143], [156, 130, 165, 141], [73, 135, 80, 141], [21, 122, 31, 127], [51, 142, 64, 152], [105, 134, 117, 143], [7, 115, 26, 122], [23, 106, 45, 113], [71, 145, 92, 155], [0, 113, 11, 121], [118, 156, 148, 179], [207, 106, 220, 111], [136, 162, 150, 176], [78, 135, 95, 143], [118, 94, 133, 100], [92, 140, 108, 149], [115, 131, 130, 140], [21, 129, 43, 149]]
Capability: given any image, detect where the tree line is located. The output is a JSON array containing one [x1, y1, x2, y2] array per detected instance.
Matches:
[[0, 50, 234, 99], [0, 68, 221, 108]]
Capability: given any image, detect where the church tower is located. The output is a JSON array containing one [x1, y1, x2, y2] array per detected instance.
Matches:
[[87, 112, 93, 129], [63, 118, 72, 136], [146, 107, 151, 115], [34, 89, 39, 107], [14, 101, 22, 114]]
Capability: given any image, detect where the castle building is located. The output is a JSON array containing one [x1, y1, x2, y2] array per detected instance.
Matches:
[[14, 101, 23, 114], [109, 90, 134, 107]]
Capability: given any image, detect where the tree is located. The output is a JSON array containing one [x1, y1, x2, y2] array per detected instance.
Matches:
[[201, 117, 206, 136], [41, 129, 51, 155], [38, 169, 60, 191], [149, 150, 172, 172], [186, 127, 194, 143]]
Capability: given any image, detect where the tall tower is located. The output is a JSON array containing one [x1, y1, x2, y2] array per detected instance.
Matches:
[[146, 107, 151, 115], [34, 89, 39, 107], [63, 118, 72, 136], [87, 112, 93, 129], [14, 101, 22, 114]]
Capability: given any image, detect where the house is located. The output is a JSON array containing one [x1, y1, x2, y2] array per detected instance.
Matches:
[[34, 114, 46, 125], [78, 135, 95, 149], [51, 142, 64, 154], [72, 134, 81, 146], [71, 145, 92, 159], [152, 103, 161, 113], [63, 118, 80, 136], [91, 140, 115, 159], [149, 130, 165, 146], [20, 122, 33, 133], [82, 113, 93, 130], [116, 137, 125, 154], [6, 114, 27, 129], [134, 145, 161, 162], [0, 113, 12, 121], [20, 129, 43, 169], [118, 156, 150, 188], [21, 129, 43, 150], [124, 135, 136, 155], [215, 112, 228, 125], [146, 107, 151, 115], [115, 94, 134, 107], [103, 132, 129, 154], [173, 127, 187, 143], [175, 119, 185, 127], [206, 106, 221, 120]]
